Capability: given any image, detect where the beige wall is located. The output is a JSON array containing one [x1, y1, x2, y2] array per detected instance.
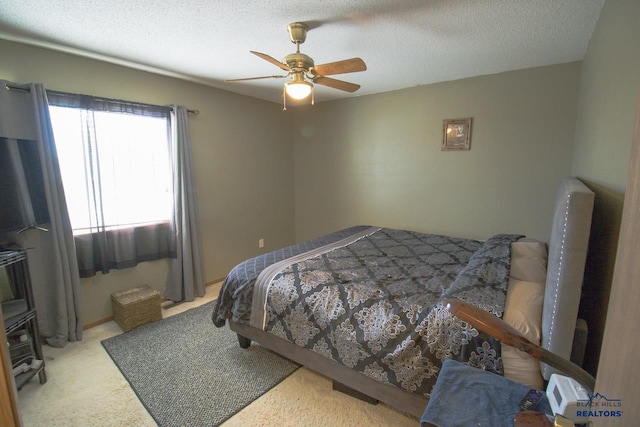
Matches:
[[292, 63, 581, 243], [572, 0, 639, 190], [0, 39, 296, 325], [571, 0, 640, 375]]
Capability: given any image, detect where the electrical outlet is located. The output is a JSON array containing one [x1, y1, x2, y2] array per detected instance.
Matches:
[[258, 238, 264, 248]]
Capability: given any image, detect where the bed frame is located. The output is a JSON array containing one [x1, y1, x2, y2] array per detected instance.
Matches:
[[228, 177, 595, 418]]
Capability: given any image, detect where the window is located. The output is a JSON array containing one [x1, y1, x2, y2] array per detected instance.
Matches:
[[49, 106, 172, 233], [47, 91, 176, 277]]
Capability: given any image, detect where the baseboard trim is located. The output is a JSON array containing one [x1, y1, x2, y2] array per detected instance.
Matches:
[[207, 278, 225, 287], [83, 316, 114, 330]]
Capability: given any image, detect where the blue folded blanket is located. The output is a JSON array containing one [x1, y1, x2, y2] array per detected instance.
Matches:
[[421, 359, 552, 427]]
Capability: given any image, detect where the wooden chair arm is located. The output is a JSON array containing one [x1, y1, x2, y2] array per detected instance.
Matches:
[[444, 298, 544, 359], [444, 298, 595, 391]]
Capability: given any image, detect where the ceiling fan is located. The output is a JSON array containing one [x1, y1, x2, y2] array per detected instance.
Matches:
[[226, 22, 367, 109]]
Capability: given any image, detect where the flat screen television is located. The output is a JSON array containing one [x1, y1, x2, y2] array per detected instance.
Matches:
[[0, 137, 50, 233]]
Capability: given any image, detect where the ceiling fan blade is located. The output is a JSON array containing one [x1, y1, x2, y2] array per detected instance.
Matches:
[[312, 58, 367, 76], [250, 51, 291, 72], [313, 76, 361, 93], [226, 75, 288, 82]]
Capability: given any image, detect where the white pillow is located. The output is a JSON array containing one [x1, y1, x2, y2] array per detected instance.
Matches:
[[502, 238, 547, 389], [502, 278, 545, 389], [509, 239, 547, 284]]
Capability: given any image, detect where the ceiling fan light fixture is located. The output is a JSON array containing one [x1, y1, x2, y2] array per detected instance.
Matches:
[[285, 79, 313, 100], [228, 22, 365, 109]]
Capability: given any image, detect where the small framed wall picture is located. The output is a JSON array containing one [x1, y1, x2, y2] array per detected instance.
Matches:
[[442, 117, 472, 151]]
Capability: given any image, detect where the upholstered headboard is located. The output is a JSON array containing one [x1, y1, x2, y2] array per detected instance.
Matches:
[[540, 177, 594, 380]]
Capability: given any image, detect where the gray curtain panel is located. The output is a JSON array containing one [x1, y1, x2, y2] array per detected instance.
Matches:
[[0, 80, 83, 346], [164, 105, 205, 302]]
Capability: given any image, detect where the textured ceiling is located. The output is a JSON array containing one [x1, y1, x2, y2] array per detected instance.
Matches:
[[0, 0, 605, 105]]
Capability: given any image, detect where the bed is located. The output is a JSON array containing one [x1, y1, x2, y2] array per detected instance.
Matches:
[[211, 177, 594, 418]]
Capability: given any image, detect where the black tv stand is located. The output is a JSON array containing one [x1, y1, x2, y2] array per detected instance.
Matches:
[[1, 249, 46, 390]]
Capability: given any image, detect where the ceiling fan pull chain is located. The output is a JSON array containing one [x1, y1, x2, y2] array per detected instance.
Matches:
[[282, 86, 287, 111]]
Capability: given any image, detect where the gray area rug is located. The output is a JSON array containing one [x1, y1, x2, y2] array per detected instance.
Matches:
[[101, 301, 299, 426]]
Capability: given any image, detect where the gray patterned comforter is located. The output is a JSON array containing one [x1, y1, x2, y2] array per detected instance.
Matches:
[[212, 226, 520, 397], [212, 226, 371, 327]]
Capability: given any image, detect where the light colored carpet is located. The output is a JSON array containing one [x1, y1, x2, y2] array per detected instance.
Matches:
[[17, 284, 418, 426]]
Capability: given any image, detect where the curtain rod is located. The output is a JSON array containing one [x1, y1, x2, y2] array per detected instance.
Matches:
[[4, 83, 199, 115], [4, 82, 30, 92]]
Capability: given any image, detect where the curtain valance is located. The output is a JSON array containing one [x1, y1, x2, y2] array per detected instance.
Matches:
[[47, 91, 170, 118]]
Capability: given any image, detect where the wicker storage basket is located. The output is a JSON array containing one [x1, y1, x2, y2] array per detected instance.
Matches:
[[111, 285, 161, 332]]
